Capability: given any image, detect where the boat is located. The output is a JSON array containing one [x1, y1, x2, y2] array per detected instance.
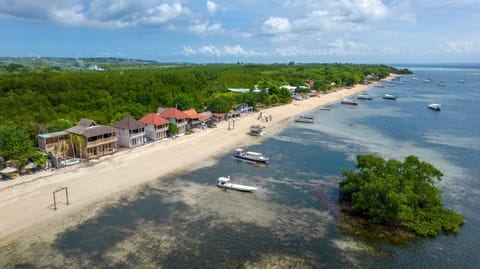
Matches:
[[233, 148, 269, 164], [357, 94, 373, 100], [250, 124, 266, 136], [437, 81, 447, 87], [428, 103, 442, 111], [341, 98, 358, 105], [294, 115, 314, 123], [382, 94, 397, 100], [217, 176, 258, 192]]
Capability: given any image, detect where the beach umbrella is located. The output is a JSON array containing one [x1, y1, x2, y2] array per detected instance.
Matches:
[[0, 167, 18, 174], [24, 162, 36, 169]]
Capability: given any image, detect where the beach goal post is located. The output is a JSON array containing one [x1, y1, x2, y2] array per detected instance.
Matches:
[[53, 187, 69, 210]]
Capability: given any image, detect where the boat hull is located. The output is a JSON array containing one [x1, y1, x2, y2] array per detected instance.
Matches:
[[233, 155, 268, 164], [217, 183, 258, 192], [428, 104, 441, 111]]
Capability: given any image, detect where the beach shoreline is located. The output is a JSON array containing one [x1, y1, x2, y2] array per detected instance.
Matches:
[[0, 74, 397, 242]]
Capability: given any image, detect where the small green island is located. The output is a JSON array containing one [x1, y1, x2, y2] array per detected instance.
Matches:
[[339, 154, 464, 237]]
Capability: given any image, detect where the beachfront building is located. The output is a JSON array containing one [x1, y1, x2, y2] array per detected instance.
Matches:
[[237, 103, 254, 115], [182, 108, 203, 130], [157, 107, 188, 135], [228, 88, 250, 93], [37, 131, 69, 155], [212, 113, 226, 122], [66, 119, 118, 159], [113, 117, 147, 148], [139, 112, 169, 141]]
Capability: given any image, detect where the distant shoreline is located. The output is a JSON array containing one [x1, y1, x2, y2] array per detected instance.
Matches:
[[0, 74, 398, 242]]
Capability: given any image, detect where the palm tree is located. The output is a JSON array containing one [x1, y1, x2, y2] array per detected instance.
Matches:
[[59, 140, 69, 159], [68, 134, 76, 158], [75, 135, 84, 159]]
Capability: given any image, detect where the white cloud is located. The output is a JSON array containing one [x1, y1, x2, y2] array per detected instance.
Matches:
[[442, 39, 480, 54], [338, 0, 388, 21], [271, 39, 372, 57], [262, 16, 291, 34], [0, 0, 193, 28], [189, 20, 222, 34], [206, 1, 218, 14], [182, 44, 263, 57]]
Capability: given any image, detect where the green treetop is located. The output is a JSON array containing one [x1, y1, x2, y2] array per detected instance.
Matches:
[[340, 154, 464, 237]]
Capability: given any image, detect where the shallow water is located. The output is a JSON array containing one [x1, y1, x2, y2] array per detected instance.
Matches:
[[2, 65, 480, 268]]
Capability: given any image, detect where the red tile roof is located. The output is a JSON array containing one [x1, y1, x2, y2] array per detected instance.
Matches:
[[139, 113, 169, 126], [182, 108, 200, 119], [157, 107, 188, 120]]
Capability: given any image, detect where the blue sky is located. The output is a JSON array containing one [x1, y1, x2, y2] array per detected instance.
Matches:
[[0, 0, 479, 63]]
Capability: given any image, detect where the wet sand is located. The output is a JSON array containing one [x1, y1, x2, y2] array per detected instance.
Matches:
[[0, 75, 396, 242]]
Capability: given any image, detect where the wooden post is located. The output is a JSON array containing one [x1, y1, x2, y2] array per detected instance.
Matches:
[[53, 187, 69, 210]]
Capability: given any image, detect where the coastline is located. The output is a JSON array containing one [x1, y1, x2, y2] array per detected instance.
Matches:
[[0, 74, 397, 241]]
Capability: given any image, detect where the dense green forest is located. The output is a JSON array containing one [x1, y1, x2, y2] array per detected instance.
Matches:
[[340, 154, 464, 237], [0, 63, 409, 141]]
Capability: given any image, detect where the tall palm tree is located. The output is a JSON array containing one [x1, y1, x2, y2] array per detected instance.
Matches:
[[75, 135, 84, 159], [59, 140, 69, 159], [68, 134, 76, 158]]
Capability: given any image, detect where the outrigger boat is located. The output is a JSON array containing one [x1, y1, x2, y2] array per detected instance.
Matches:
[[383, 94, 397, 100], [341, 98, 358, 105], [233, 148, 269, 164], [428, 103, 442, 111], [250, 124, 266, 136], [357, 94, 373, 100], [294, 115, 314, 123], [217, 176, 258, 192]]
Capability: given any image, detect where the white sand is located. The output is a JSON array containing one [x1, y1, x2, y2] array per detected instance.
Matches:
[[0, 75, 396, 240]]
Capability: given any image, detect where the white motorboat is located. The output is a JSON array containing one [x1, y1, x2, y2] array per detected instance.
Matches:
[[383, 94, 397, 100], [428, 103, 442, 111], [217, 176, 258, 192], [294, 115, 314, 123], [341, 98, 358, 105], [357, 94, 373, 100], [233, 148, 269, 163]]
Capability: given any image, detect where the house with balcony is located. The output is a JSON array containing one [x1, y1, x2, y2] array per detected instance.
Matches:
[[113, 117, 147, 148], [37, 131, 69, 156], [66, 119, 118, 159], [139, 112, 169, 141], [157, 107, 188, 135], [182, 108, 203, 130]]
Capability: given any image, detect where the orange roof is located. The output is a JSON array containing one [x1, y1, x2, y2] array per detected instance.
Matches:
[[139, 113, 169, 126], [182, 108, 200, 119], [157, 107, 188, 120]]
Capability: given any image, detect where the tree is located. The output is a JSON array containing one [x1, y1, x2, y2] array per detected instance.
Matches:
[[171, 94, 194, 111], [340, 154, 464, 236], [208, 96, 232, 113], [167, 123, 179, 137], [0, 124, 38, 167]]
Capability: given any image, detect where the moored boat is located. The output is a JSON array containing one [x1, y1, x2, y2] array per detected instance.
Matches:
[[382, 94, 397, 100], [217, 176, 258, 192], [233, 148, 269, 163], [357, 94, 373, 100], [341, 98, 358, 105], [294, 115, 314, 123], [428, 103, 442, 111], [250, 124, 266, 136]]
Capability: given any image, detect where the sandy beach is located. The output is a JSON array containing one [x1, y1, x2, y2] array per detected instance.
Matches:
[[0, 75, 396, 241]]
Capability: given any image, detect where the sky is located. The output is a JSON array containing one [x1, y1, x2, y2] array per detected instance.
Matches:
[[0, 0, 479, 64]]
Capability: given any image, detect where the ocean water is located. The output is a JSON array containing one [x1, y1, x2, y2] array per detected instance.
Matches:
[[3, 65, 480, 268]]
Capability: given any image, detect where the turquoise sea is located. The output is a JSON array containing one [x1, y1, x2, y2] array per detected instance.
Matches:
[[3, 64, 480, 268]]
